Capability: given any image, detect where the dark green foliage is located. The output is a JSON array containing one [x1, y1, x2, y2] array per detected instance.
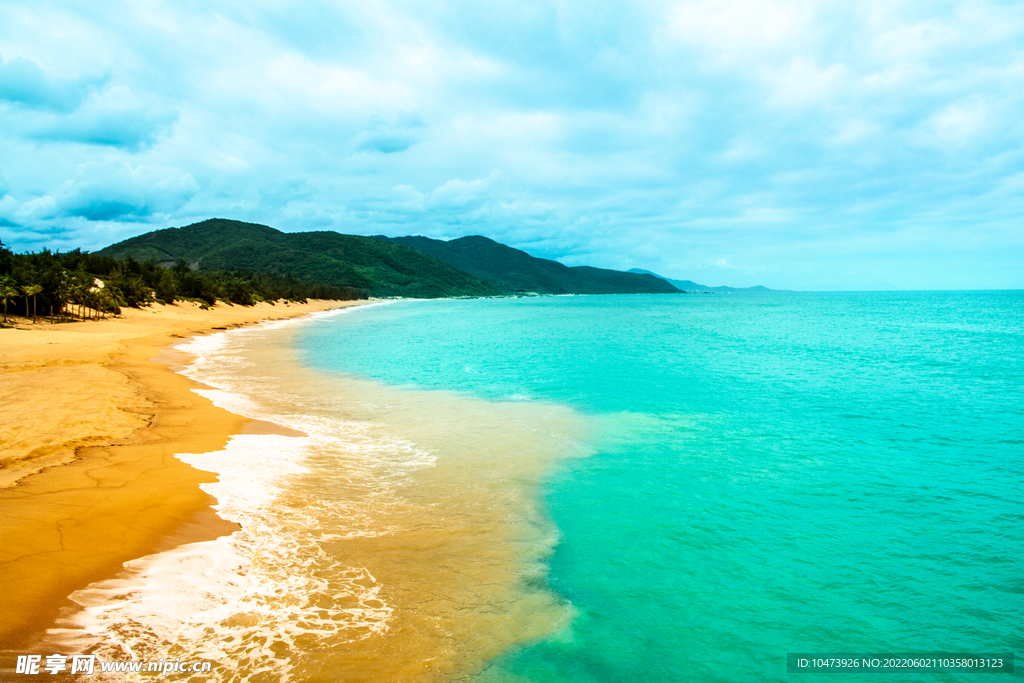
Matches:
[[97, 219, 501, 298], [0, 239, 13, 275], [154, 268, 178, 303], [0, 239, 366, 322], [380, 235, 680, 295]]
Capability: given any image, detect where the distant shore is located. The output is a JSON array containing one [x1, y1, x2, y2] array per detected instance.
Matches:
[[0, 299, 363, 650]]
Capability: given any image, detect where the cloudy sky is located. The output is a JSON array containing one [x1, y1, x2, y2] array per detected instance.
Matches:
[[1, 0, 1021, 290]]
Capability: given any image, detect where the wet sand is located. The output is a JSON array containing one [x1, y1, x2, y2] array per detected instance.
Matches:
[[0, 300, 363, 650]]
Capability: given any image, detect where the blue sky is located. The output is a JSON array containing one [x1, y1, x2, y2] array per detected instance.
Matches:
[[1, 0, 1021, 290]]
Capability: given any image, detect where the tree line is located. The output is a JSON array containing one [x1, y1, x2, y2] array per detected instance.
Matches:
[[0, 239, 368, 324]]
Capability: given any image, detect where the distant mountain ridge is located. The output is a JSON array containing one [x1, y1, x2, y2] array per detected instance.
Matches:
[[97, 219, 683, 299], [379, 235, 678, 295], [628, 269, 771, 292], [98, 219, 500, 298]]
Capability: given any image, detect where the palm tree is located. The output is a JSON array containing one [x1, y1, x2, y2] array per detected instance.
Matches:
[[0, 276, 17, 323], [97, 287, 109, 319], [85, 286, 100, 320], [73, 281, 87, 320], [75, 272, 94, 320], [67, 272, 88, 321], [23, 284, 42, 323], [54, 271, 70, 322], [67, 282, 77, 320], [100, 285, 122, 317]]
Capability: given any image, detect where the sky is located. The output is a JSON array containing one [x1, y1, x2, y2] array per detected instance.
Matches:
[[0, 0, 1021, 290]]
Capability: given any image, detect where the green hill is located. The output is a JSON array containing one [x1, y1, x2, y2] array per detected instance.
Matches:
[[378, 235, 679, 295], [97, 219, 501, 298]]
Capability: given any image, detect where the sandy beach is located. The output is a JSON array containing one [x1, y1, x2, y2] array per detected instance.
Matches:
[[0, 299, 363, 650]]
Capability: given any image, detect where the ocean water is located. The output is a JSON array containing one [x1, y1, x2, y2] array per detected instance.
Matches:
[[51, 292, 1022, 682]]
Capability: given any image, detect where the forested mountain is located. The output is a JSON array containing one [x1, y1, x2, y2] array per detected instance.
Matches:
[[99, 220, 680, 297], [98, 219, 501, 298], [379, 235, 679, 295]]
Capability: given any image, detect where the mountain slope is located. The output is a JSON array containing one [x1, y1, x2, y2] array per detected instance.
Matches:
[[628, 269, 771, 292], [379, 235, 679, 295], [97, 219, 501, 298]]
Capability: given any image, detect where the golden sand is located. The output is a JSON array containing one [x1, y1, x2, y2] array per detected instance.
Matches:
[[0, 300, 363, 649]]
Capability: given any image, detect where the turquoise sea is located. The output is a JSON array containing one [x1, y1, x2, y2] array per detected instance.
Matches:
[[296, 291, 1023, 682], [55, 291, 1022, 682]]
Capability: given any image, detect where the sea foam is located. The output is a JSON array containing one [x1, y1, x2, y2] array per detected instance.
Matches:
[[49, 306, 580, 683], [51, 316, 416, 681]]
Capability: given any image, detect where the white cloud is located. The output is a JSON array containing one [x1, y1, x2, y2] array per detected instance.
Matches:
[[830, 118, 881, 146], [767, 57, 851, 109], [663, 0, 814, 57], [15, 196, 58, 222], [57, 162, 198, 221], [427, 173, 499, 209], [0, 195, 20, 222], [915, 99, 991, 147], [0, 54, 98, 111], [25, 85, 174, 149]]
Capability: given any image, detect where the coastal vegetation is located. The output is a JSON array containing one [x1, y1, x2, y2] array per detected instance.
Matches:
[[0, 238, 365, 323]]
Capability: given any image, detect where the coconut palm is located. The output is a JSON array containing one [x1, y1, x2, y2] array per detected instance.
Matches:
[[23, 284, 42, 323], [97, 287, 109, 319], [85, 287, 100, 320], [68, 273, 88, 320], [0, 276, 17, 323], [100, 285, 123, 317], [67, 281, 77, 320], [54, 271, 70, 322], [75, 282, 87, 320]]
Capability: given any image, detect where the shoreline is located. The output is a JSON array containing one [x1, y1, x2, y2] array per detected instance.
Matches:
[[156, 310, 580, 682], [0, 299, 364, 650]]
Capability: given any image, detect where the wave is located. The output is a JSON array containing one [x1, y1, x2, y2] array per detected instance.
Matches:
[[49, 311, 585, 682]]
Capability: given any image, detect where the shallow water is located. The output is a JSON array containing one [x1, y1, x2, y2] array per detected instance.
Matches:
[[52, 292, 1023, 682], [51, 308, 584, 682], [297, 292, 1024, 682]]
